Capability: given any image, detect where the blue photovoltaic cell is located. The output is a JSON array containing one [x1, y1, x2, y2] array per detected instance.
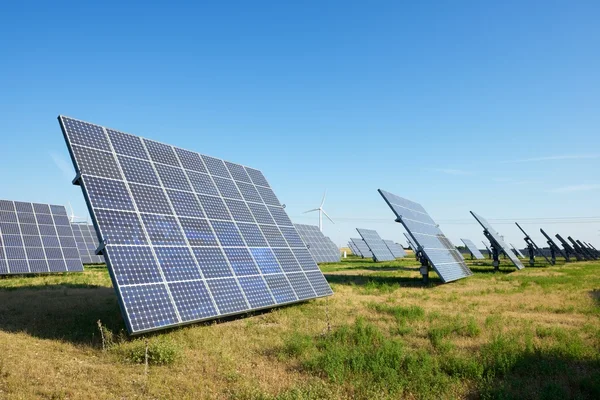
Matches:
[[378, 189, 473, 283], [356, 228, 395, 262], [59, 116, 332, 334], [0, 200, 83, 275]]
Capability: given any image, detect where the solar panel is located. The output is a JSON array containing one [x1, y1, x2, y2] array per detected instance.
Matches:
[[515, 222, 551, 264], [347, 241, 359, 256], [350, 238, 372, 258], [0, 200, 84, 275], [59, 116, 333, 334], [294, 224, 340, 263], [460, 238, 485, 260], [378, 190, 472, 283], [405, 233, 418, 251], [356, 228, 395, 262], [540, 228, 566, 261], [470, 212, 524, 270], [509, 243, 525, 258], [383, 240, 406, 258], [555, 234, 581, 261], [71, 223, 105, 264]]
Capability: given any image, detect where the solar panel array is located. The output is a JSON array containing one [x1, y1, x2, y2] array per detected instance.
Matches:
[[383, 240, 406, 258], [405, 232, 418, 252], [0, 200, 83, 275], [378, 189, 472, 283], [350, 238, 372, 258], [509, 243, 525, 258], [294, 224, 340, 263], [356, 228, 395, 262], [59, 116, 333, 334], [460, 238, 485, 260], [347, 241, 359, 256], [470, 212, 524, 270], [71, 223, 105, 264]]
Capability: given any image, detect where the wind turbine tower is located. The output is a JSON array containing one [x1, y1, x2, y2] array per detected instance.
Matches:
[[303, 191, 334, 232]]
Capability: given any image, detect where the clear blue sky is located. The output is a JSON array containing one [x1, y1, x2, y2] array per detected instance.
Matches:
[[1, 1, 599, 249]]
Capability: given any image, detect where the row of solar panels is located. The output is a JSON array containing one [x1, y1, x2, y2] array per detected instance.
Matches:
[[347, 231, 406, 261]]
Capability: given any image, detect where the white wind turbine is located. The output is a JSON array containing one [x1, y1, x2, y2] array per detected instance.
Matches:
[[303, 191, 334, 231], [68, 202, 87, 223]]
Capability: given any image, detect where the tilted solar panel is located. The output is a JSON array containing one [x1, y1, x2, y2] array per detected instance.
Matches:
[[383, 240, 406, 258], [539, 229, 566, 259], [294, 224, 340, 263], [378, 190, 472, 282], [460, 238, 485, 260], [59, 116, 332, 334], [509, 243, 525, 258], [348, 241, 360, 256], [71, 223, 105, 264], [405, 233, 417, 251], [350, 238, 372, 258], [0, 200, 83, 274], [470, 212, 524, 270], [356, 228, 395, 262]]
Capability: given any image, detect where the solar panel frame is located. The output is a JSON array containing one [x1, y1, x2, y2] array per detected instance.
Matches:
[[59, 116, 332, 335], [540, 229, 566, 259], [356, 228, 395, 262], [515, 222, 551, 264], [350, 238, 371, 258], [460, 238, 485, 260], [383, 239, 406, 258], [0, 200, 83, 275], [470, 212, 524, 270], [378, 190, 472, 283], [294, 224, 340, 263], [71, 223, 105, 264]]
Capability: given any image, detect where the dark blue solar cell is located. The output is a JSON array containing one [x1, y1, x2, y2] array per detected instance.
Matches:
[[0, 212, 17, 223], [56, 225, 73, 236], [167, 190, 204, 218], [143, 139, 180, 167], [65, 259, 84, 271], [259, 225, 288, 247], [4, 235, 23, 247], [236, 182, 263, 203], [0, 201, 15, 212], [0, 223, 20, 235], [223, 199, 255, 223], [21, 225, 40, 237], [286, 272, 317, 300], [107, 128, 148, 159], [0, 259, 7, 274], [17, 213, 36, 224], [238, 276, 275, 308], [50, 205, 68, 215], [14, 202, 34, 213], [236, 223, 268, 247], [59, 236, 77, 248], [48, 259, 67, 272], [197, 195, 231, 220], [272, 248, 302, 273], [279, 227, 305, 248], [187, 171, 219, 196], [155, 164, 192, 192], [29, 259, 49, 273], [213, 177, 243, 200], [225, 161, 252, 183], [140, 214, 186, 245], [129, 183, 173, 215], [250, 248, 282, 274], [245, 167, 270, 187], [38, 224, 56, 235], [169, 280, 218, 322], [108, 246, 163, 285], [206, 278, 248, 314], [121, 284, 179, 333], [95, 210, 148, 245], [223, 248, 260, 276], [73, 145, 123, 179], [53, 216, 70, 226], [61, 117, 111, 151], [32, 203, 51, 214], [62, 247, 80, 259], [256, 186, 281, 207], [155, 246, 202, 282], [305, 271, 333, 296], [174, 148, 208, 173], [292, 248, 320, 271], [211, 221, 245, 246], [118, 156, 160, 186], [192, 247, 233, 278], [201, 155, 231, 178], [179, 218, 217, 246], [247, 203, 275, 225], [7, 259, 28, 273], [84, 176, 135, 211], [264, 274, 297, 304], [26, 247, 46, 259], [35, 214, 54, 225], [267, 206, 293, 227], [45, 247, 63, 259], [42, 236, 60, 247]]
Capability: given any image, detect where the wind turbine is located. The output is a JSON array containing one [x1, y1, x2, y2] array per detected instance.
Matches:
[[303, 191, 334, 231], [68, 202, 87, 223]]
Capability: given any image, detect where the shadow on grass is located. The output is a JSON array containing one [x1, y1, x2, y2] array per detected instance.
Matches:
[[590, 290, 600, 307], [468, 265, 516, 275], [324, 273, 440, 288]]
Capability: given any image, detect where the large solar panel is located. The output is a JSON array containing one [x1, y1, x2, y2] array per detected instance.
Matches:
[[0, 200, 83, 274], [470, 212, 524, 270], [59, 116, 333, 334], [294, 224, 340, 263], [383, 239, 406, 258], [350, 238, 372, 258], [460, 238, 485, 260], [378, 190, 472, 283], [71, 223, 105, 264], [356, 228, 395, 262]]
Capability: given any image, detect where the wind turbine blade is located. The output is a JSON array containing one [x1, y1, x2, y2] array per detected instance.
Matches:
[[322, 209, 335, 224], [303, 209, 319, 214], [320, 190, 327, 207]]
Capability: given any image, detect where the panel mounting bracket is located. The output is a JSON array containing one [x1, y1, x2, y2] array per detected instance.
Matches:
[[72, 172, 82, 186]]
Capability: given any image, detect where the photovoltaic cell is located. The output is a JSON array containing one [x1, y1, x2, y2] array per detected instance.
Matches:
[[460, 238, 485, 260], [378, 190, 473, 283], [59, 116, 332, 334], [356, 229, 395, 262], [294, 224, 339, 263], [470, 211, 524, 270], [383, 240, 406, 258], [71, 223, 105, 264], [0, 200, 83, 275]]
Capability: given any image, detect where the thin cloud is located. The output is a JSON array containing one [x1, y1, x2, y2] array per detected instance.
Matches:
[[548, 184, 600, 193], [501, 154, 600, 164], [50, 152, 74, 178], [427, 168, 473, 176]]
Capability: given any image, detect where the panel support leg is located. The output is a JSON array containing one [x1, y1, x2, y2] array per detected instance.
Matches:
[[527, 244, 535, 266], [418, 251, 430, 284]]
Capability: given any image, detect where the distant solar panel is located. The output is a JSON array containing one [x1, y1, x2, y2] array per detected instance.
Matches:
[[378, 190, 472, 283], [405, 233, 417, 251], [294, 224, 340, 263], [347, 241, 358, 255], [356, 229, 395, 262], [555, 234, 581, 261], [515, 222, 551, 265], [59, 116, 332, 334], [470, 212, 524, 270], [350, 238, 372, 258], [540, 228, 566, 262], [384, 240, 406, 258], [509, 243, 525, 258], [0, 200, 83, 274], [460, 238, 485, 260], [71, 223, 105, 264]]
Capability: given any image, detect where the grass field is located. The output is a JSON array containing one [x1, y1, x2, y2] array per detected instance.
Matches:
[[1, 256, 599, 399]]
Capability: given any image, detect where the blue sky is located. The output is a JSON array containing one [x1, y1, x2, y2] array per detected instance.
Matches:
[[1, 1, 599, 249]]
